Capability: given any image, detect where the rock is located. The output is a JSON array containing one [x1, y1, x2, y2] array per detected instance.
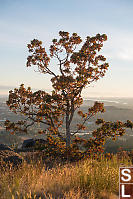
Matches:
[[0, 144, 13, 151], [0, 144, 23, 169], [22, 139, 35, 149], [22, 138, 47, 149]]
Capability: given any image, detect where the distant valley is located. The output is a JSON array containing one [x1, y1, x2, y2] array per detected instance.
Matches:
[[0, 96, 133, 152]]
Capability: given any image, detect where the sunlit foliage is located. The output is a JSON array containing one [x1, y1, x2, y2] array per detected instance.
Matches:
[[5, 31, 133, 158]]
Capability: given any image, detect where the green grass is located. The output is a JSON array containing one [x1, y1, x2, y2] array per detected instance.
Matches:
[[0, 154, 132, 199]]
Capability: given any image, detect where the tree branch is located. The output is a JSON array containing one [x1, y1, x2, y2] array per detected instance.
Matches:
[[71, 113, 93, 136]]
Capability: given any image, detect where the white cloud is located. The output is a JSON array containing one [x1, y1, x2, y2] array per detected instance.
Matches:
[[117, 48, 133, 61], [102, 31, 133, 62]]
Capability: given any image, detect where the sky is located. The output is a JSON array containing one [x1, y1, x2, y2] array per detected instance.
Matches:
[[0, 0, 133, 97]]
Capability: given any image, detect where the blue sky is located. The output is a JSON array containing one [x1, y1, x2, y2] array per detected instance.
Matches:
[[0, 0, 133, 97]]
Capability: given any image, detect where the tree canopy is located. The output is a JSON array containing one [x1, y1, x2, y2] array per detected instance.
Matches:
[[5, 31, 133, 159]]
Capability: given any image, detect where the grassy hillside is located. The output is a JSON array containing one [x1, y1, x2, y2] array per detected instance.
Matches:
[[0, 153, 132, 199]]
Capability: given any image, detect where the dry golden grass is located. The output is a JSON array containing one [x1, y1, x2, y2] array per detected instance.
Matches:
[[0, 154, 132, 199]]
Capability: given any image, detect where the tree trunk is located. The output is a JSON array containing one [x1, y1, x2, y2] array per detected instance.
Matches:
[[66, 101, 71, 149], [66, 113, 71, 160], [66, 120, 70, 148]]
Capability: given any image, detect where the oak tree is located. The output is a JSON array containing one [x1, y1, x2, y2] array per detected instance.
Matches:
[[5, 31, 133, 157]]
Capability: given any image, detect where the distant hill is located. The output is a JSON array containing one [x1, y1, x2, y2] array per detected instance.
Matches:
[[0, 96, 133, 151]]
